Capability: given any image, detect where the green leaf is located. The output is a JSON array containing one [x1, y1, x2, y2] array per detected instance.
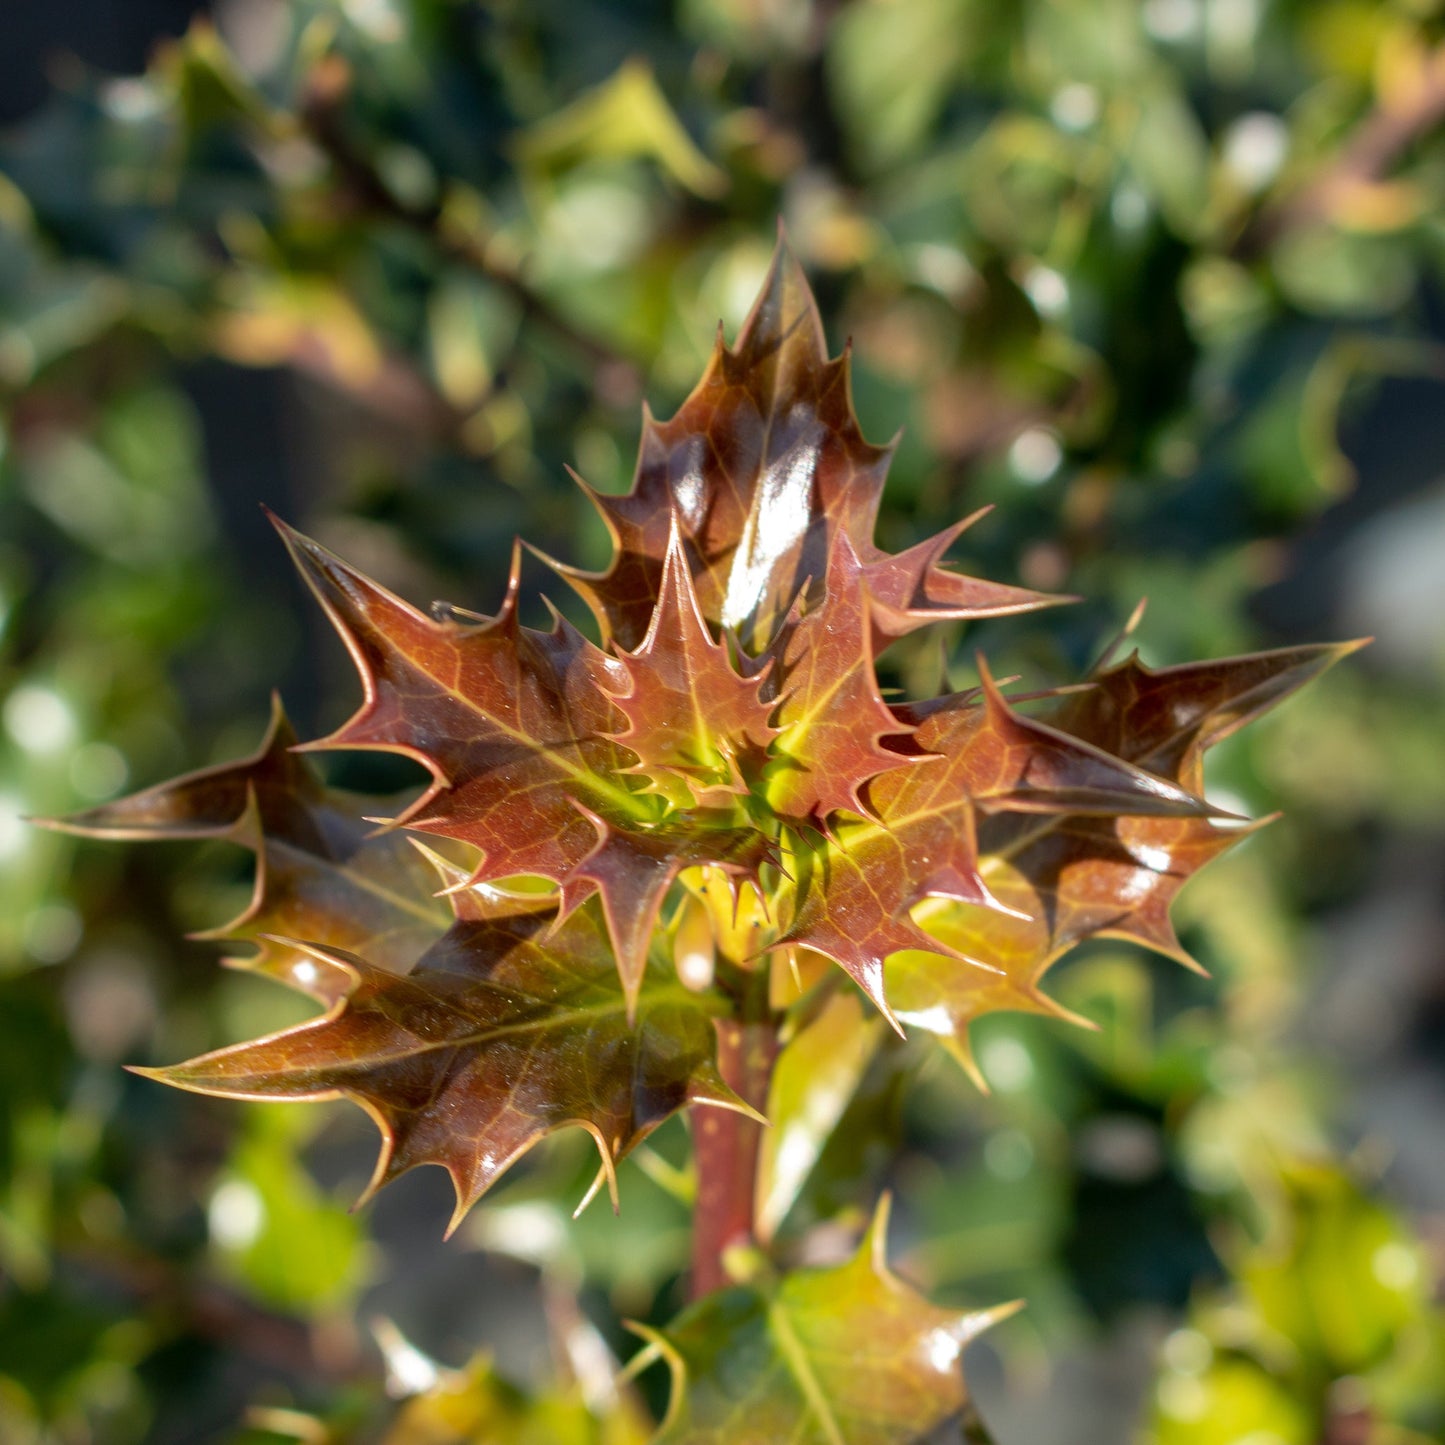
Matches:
[[755, 992, 884, 1242], [382, 1353, 651, 1445], [640, 1198, 1015, 1445], [1239, 1164, 1429, 1377], [211, 1114, 366, 1311], [515, 59, 726, 199], [827, 0, 978, 173], [1153, 1355, 1313, 1445]]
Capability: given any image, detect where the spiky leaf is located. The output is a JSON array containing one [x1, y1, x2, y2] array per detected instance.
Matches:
[[640, 1198, 1015, 1445], [41, 696, 449, 998], [607, 523, 776, 806], [136, 879, 754, 1231], [382, 1352, 650, 1445], [542, 243, 1053, 654], [762, 531, 913, 826], [778, 661, 1220, 1024], [886, 642, 1357, 1084], [274, 521, 771, 1012], [64, 237, 1355, 1229]]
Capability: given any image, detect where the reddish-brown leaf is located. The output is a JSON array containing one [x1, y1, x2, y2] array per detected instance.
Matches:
[[40, 696, 450, 999], [1050, 641, 1365, 787], [607, 521, 776, 806], [138, 876, 756, 1232], [778, 662, 1218, 1024], [72, 238, 1356, 1213], [761, 530, 915, 827], [273, 518, 771, 1013], [540, 241, 1054, 655], [885, 642, 1358, 1084]]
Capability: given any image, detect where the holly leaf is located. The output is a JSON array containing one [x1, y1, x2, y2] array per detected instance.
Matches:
[[778, 661, 1219, 1024], [755, 991, 884, 1242], [637, 1197, 1016, 1445], [69, 236, 1356, 1233], [39, 696, 449, 999], [607, 521, 777, 807], [885, 642, 1359, 1085], [762, 530, 914, 826], [1050, 641, 1365, 787], [273, 520, 772, 1013], [864, 505, 1064, 649], [382, 1351, 651, 1445], [136, 874, 757, 1231], [540, 238, 1054, 654]]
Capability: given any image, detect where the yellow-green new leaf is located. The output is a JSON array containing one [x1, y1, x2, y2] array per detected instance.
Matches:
[[641, 1198, 1016, 1444]]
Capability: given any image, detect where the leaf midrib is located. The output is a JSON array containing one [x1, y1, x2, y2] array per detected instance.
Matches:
[[768, 1295, 846, 1445], [218, 982, 714, 1082], [398, 638, 644, 818], [266, 836, 451, 929]]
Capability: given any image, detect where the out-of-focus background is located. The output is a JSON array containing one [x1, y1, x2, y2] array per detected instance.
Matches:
[[2, 2, 1444, 1442]]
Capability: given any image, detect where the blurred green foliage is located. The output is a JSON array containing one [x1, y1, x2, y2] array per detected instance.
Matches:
[[3, 1, 1444, 1442]]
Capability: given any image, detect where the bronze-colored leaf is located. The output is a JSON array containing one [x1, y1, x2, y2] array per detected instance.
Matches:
[[778, 662, 1218, 1023], [273, 517, 771, 1012], [540, 239, 1055, 654], [762, 530, 915, 827], [70, 236, 1355, 1233], [886, 642, 1360, 1085], [1050, 641, 1366, 786], [639, 1196, 1016, 1444], [607, 521, 776, 806], [40, 696, 449, 998], [136, 878, 756, 1231], [865, 505, 1066, 648]]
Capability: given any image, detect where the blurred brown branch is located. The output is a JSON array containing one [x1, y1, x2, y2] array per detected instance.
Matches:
[[1237, 41, 1445, 256]]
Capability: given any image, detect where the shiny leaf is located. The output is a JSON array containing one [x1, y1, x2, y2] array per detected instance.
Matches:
[[72, 240, 1353, 1239], [607, 522, 777, 806], [755, 991, 884, 1242], [383, 1352, 650, 1445], [136, 875, 756, 1232], [640, 1197, 1015, 1444], [886, 643, 1357, 1084], [274, 521, 770, 1012], [541, 241, 1053, 654], [779, 662, 1218, 1024], [41, 696, 450, 998], [762, 530, 914, 826]]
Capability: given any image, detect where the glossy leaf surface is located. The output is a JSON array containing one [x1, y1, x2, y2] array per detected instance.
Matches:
[[761, 530, 913, 826], [755, 992, 883, 1242], [64, 238, 1354, 1237], [641, 1198, 1014, 1444], [887, 643, 1356, 1084], [137, 875, 751, 1229], [607, 523, 777, 806], [275, 521, 771, 1012], [382, 1353, 650, 1445], [778, 661, 1221, 1025], [42, 696, 450, 998], [544, 241, 1053, 653]]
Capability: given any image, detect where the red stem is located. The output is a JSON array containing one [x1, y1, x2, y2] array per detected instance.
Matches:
[[690, 971, 776, 1299]]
